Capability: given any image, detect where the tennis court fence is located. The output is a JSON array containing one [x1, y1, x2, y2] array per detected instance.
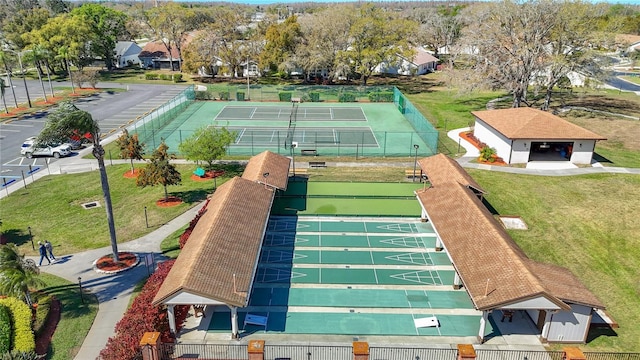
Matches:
[[155, 343, 640, 360]]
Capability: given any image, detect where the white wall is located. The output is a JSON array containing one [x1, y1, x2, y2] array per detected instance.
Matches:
[[547, 304, 593, 343], [510, 139, 531, 164], [473, 120, 513, 162], [570, 140, 596, 164]]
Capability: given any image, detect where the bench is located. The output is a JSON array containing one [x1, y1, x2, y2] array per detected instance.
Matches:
[[309, 161, 326, 168], [405, 169, 420, 178], [244, 313, 268, 330], [300, 149, 318, 156]]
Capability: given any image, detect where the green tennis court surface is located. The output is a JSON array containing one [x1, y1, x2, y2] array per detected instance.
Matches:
[[207, 216, 493, 338], [216, 105, 367, 122]]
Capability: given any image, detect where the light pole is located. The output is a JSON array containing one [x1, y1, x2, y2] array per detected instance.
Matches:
[[413, 144, 419, 182], [291, 141, 298, 176], [246, 55, 250, 100], [3, 48, 32, 108]]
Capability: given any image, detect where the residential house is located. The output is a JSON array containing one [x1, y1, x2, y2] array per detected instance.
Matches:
[[113, 41, 142, 69], [138, 41, 181, 70], [375, 47, 439, 76]]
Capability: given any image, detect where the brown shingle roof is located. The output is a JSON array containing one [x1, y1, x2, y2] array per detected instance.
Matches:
[[471, 108, 606, 140], [241, 151, 290, 190], [417, 154, 485, 193], [416, 180, 603, 311], [152, 176, 274, 307], [139, 41, 180, 60]]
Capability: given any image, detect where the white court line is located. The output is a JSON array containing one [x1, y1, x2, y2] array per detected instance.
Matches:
[[318, 220, 322, 284], [406, 290, 421, 335], [270, 130, 277, 143], [235, 128, 246, 144], [249, 107, 257, 119], [332, 129, 337, 144]]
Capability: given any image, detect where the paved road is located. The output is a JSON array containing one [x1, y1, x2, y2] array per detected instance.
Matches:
[[0, 83, 187, 188], [606, 71, 640, 92]]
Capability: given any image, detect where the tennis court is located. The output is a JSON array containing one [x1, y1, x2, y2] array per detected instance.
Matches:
[[134, 100, 437, 157], [207, 216, 493, 338], [215, 105, 367, 122]]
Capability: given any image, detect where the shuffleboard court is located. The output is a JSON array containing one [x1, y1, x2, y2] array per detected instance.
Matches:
[[207, 215, 492, 338], [215, 105, 367, 122]]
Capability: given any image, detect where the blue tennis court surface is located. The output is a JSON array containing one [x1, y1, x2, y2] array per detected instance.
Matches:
[[207, 217, 493, 338]]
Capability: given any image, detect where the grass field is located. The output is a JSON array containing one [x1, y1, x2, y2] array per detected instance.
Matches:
[[0, 164, 243, 256], [467, 170, 640, 351], [36, 273, 99, 360]]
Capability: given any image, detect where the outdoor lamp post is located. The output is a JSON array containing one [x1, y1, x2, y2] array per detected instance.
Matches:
[[413, 144, 419, 182], [28, 226, 34, 250], [78, 277, 84, 304], [3, 48, 32, 108]]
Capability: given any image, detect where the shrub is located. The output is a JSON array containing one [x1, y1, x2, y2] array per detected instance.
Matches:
[[145, 73, 159, 80], [278, 92, 292, 102], [0, 350, 40, 360], [0, 305, 11, 354], [308, 92, 320, 102], [172, 74, 182, 83], [99, 260, 189, 360], [159, 74, 170, 81], [219, 91, 229, 100], [338, 93, 356, 102], [194, 91, 213, 100], [479, 146, 497, 162], [0, 298, 34, 353]]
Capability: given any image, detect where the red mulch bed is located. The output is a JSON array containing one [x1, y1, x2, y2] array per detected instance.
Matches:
[[156, 196, 183, 207], [35, 298, 61, 357], [459, 131, 508, 166], [95, 252, 139, 272], [190, 170, 225, 182], [123, 169, 140, 178]]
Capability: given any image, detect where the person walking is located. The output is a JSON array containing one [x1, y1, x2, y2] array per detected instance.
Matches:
[[44, 240, 56, 262], [38, 241, 50, 266]]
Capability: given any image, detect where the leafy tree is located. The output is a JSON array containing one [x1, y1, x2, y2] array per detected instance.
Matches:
[[38, 102, 121, 261], [178, 126, 236, 170], [456, 0, 560, 107], [260, 15, 302, 74], [0, 244, 43, 307], [116, 129, 145, 175], [71, 4, 128, 71], [1, 8, 51, 50], [338, 4, 416, 85], [137, 141, 182, 201], [140, 3, 198, 71]]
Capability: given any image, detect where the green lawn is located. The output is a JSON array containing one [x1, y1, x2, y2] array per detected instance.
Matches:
[[468, 170, 640, 351], [36, 273, 99, 360], [0, 164, 240, 256]]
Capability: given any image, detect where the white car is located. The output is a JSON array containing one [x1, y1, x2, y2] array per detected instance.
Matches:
[[20, 137, 72, 159]]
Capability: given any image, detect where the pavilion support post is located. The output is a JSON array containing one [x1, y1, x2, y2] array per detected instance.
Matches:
[[540, 310, 554, 342], [478, 310, 489, 343], [435, 237, 443, 252], [167, 305, 176, 335], [453, 272, 463, 290], [230, 306, 239, 339]]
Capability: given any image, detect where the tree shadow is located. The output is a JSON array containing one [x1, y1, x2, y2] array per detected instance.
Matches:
[[1, 228, 34, 247]]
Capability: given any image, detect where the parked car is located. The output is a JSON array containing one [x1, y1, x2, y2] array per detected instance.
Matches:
[[20, 137, 72, 159]]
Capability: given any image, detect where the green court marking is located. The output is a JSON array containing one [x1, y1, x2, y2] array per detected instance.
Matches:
[[263, 233, 318, 247], [249, 288, 475, 310], [265, 250, 450, 266]]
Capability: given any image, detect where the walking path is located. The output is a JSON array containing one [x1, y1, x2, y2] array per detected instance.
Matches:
[[3, 128, 638, 359]]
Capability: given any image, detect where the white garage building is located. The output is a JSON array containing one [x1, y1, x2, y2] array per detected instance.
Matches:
[[471, 108, 606, 165]]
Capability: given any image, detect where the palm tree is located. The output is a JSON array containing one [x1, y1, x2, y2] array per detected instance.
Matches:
[[39, 102, 120, 261], [0, 51, 19, 108], [0, 244, 44, 307], [56, 46, 75, 94], [0, 78, 8, 114], [33, 45, 56, 99], [22, 50, 47, 103]]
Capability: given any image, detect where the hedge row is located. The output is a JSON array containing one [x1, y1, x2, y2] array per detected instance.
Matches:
[[338, 93, 356, 102], [279, 92, 292, 102], [99, 260, 189, 360], [144, 73, 183, 83], [0, 298, 34, 353], [0, 305, 11, 354]]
